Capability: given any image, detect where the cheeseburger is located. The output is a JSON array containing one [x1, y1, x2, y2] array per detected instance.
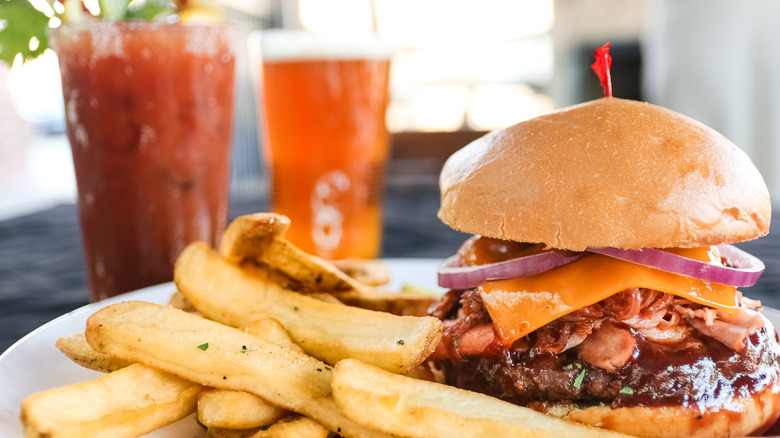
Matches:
[[426, 97, 780, 437]]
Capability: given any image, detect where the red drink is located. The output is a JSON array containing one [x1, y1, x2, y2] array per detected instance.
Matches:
[[254, 32, 391, 260], [51, 21, 236, 301]]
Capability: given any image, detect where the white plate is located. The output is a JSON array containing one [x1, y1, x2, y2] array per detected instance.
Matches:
[[0, 258, 443, 438]]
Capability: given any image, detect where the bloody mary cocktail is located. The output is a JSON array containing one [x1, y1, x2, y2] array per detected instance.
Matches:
[[51, 21, 237, 301]]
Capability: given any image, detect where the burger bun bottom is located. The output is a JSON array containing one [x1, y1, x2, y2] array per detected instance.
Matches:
[[531, 385, 780, 438]]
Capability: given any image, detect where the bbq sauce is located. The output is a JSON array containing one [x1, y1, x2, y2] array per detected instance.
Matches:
[[457, 236, 574, 266], [612, 329, 780, 410], [436, 326, 779, 411]]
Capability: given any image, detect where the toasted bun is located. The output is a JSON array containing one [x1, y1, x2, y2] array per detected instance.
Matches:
[[533, 383, 780, 438], [439, 97, 771, 250]]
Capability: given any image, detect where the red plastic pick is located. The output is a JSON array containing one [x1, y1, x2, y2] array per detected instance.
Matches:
[[591, 43, 612, 98]]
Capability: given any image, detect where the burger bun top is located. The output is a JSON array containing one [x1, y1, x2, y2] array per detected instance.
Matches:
[[438, 97, 771, 251]]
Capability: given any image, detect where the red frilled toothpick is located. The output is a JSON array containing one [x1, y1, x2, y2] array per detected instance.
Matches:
[[591, 43, 613, 98]]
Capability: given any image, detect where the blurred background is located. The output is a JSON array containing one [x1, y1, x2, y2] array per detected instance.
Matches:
[[2, 0, 780, 220]]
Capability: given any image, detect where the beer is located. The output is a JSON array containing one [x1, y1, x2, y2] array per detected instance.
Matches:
[[52, 22, 237, 300], [256, 32, 392, 259]]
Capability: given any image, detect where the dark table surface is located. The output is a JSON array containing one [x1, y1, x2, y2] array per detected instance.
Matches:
[[2, 184, 780, 355], [0, 185, 465, 354]]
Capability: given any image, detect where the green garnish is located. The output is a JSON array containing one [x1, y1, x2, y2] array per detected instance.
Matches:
[[573, 369, 587, 389], [0, 0, 175, 66], [197, 342, 209, 351], [125, 0, 173, 20], [0, 0, 50, 65], [619, 387, 635, 395], [396, 339, 405, 345], [98, 0, 130, 20], [240, 346, 257, 354]]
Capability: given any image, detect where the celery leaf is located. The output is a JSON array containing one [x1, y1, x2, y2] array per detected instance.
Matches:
[[0, 0, 50, 65]]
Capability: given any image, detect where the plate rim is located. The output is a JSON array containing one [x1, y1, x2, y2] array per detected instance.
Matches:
[[0, 282, 177, 363]]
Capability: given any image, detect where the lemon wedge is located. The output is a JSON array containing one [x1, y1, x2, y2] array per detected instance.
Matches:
[[178, 6, 223, 24]]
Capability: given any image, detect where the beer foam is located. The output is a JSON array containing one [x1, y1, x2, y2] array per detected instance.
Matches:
[[252, 30, 394, 62]]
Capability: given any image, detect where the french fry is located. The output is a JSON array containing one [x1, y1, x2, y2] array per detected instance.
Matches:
[[219, 213, 372, 294], [169, 290, 198, 313], [20, 363, 202, 438], [85, 301, 391, 438], [262, 237, 376, 293], [206, 428, 263, 438], [199, 320, 295, 429], [55, 333, 134, 373], [175, 242, 442, 373], [337, 282, 445, 317], [251, 415, 331, 438], [307, 291, 345, 304], [239, 261, 346, 304], [198, 389, 287, 429], [206, 416, 330, 438], [331, 359, 632, 438], [241, 317, 304, 353], [218, 213, 292, 264], [336, 290, 438, 317], [331, 258, 391, 287], [239, 259, 312, 293], [221, 213, 437, 317], [57, 319, 288, 432]]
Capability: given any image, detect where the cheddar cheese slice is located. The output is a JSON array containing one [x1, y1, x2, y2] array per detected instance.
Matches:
[[480, 252, 738, 345]]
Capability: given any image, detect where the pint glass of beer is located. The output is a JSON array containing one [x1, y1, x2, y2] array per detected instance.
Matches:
[[251, 31, 392, 260]]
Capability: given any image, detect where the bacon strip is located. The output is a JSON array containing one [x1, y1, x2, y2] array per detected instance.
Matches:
[[430, 287, 766, 365], [577, 322, 636, 371], [686, 307, 765, 351], [458, 324, 497, 356]]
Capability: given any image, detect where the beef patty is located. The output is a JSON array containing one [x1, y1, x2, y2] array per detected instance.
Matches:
[[427, 288, 780, 411]]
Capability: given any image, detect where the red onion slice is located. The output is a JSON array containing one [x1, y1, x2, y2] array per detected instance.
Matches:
[[437, 251, 586, 290], [586, 245, 764, 287], [438, 243, 764, 290]]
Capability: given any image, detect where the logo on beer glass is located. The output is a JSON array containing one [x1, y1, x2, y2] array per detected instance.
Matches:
[[311, 170, 350, 257]]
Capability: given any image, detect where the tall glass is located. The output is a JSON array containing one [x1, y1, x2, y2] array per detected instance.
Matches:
[[251, 31, 392, 260], [51, 21, 237, 301]]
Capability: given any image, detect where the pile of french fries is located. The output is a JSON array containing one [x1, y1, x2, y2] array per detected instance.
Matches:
[[20, 213, 631, 438]]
